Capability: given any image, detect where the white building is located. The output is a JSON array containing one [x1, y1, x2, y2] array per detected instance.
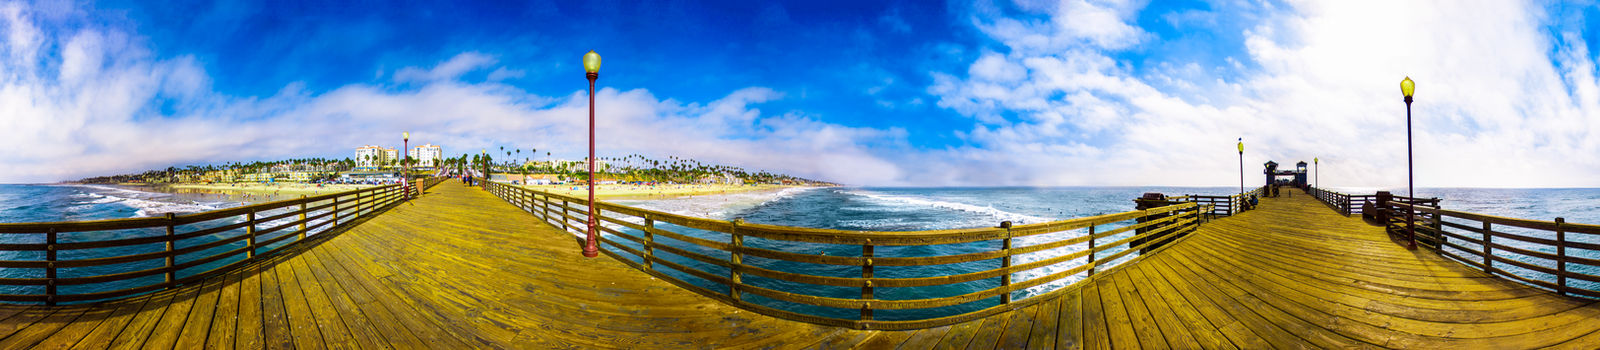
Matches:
[[355, 145, 399, 169], [383, 148, 398, 168], [408, 144, 443, 168]]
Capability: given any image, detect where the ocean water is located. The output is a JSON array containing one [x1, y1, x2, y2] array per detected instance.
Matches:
[[0, 184, 327, 302], [3, 184, 1598, 312], [614, 186, 1600, 321], [0, 184, 237, 223]]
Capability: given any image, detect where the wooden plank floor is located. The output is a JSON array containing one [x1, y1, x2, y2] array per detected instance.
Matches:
[[4, 185, 1600, 349]]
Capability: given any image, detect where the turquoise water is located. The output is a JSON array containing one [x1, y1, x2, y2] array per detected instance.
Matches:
[[0, 184, 321, 302]]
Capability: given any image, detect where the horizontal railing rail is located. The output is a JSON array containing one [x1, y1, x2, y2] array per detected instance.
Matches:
[[483, 181, 1216, 330], [1305, 187, 1377, 217], [1388, 202, 1600, 299], [1172, 186, 1265, 217], [0, 177, 446, 305]]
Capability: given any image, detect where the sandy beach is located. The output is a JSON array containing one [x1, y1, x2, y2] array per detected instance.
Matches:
[[165, 182, 378, 198], [501, 182, 806, 200]]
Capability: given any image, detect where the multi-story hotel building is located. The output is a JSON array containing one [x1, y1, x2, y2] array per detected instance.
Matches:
[[355, 145, 399, 169], [408, 144, 444, 168]]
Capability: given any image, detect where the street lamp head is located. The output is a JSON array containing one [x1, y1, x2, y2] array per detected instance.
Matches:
[[1400, 76, 1415, 98], [403, 131, 409, 140], [1237, 138, 1243, 154], [583, 50, 602, 74]]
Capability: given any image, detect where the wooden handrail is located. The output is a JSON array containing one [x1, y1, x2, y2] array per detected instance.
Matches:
[[484, 180, 1218, 330], [0, 176, 449, 305], [1387, 201, 1600, 298]]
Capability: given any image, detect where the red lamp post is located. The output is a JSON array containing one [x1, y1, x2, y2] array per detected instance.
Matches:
[[582, 50, 602, 258], [402, 131, 410, 198]]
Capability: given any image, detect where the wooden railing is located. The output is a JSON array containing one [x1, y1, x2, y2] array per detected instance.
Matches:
[[483, 181, 1215, 330], [0, 177, 446, 305], [1305, 187, 1377, 216], [1169, 186, 1265, 217], [1389, 201, 1600, 298]]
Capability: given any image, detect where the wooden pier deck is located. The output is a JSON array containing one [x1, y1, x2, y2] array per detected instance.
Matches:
[[0, 184, 1597, 348]]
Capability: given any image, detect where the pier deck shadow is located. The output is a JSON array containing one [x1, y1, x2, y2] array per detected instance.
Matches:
[[2, 184, 1600, 348]]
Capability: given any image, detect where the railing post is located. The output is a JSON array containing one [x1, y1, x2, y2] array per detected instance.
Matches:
[[1343, 196, 1351, 216], [46, 228, 57, 306], [643, 214, 655, 271], [166, 213, 177, 287], [331, 195, 340, 224], [355, 190, 363, 218], [1087, 225, 1097, 276], [1000, 221, 1013, 305], [1556, 217, 1567, 295], [563, 199, 571, 233], [1482, 221, 1492, 273], [730, 218, 745, 302], [860, 240, 874, 326], [247, 209, 258, 259], [298, 195, 308, 239]]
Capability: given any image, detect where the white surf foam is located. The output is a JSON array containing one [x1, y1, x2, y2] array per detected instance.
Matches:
[[622, 187, 823, 220], [840, 190, 1055, 225]]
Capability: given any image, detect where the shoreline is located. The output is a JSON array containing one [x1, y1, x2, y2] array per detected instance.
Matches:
[[86, 182, 382, 204], [495, 181, 815, 200]]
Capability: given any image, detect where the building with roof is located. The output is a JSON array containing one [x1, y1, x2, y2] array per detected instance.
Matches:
[[408, 144, 443, 169]]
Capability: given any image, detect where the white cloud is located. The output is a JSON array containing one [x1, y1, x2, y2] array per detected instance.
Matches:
[[0, 4, 909, 185], [486, 67, 525, 81], [926, 0, 1600, 188], [391, 51, 497, 82]]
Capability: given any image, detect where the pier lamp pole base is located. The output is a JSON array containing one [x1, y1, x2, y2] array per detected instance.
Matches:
[[583, 72, 600, 258]]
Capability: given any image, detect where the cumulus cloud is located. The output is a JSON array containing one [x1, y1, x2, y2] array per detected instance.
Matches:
[[927, 0, 1600, 188], [5, 1, 1598, 189], [391, 52, 496, 82], [0, 4, 906, 184]]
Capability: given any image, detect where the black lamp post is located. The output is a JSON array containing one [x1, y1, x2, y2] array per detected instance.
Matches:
[[1237, 138, 1244, 196], [1401, 76, 1417, 250], [1314, 157, 1319, 189], [582, 50, 602, 258]]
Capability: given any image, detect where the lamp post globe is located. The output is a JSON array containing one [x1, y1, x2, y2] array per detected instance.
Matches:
[[1401, 76, 1416, 250], [582, 51, 602, 258]]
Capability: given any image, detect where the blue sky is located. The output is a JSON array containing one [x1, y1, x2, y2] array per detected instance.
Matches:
[[2, 1, 1599, 187]]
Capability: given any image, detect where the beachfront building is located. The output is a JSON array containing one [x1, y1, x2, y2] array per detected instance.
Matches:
[[547, 159, 609, 173], [383, 148, 399, 169], [355, 145, 399, 170], [408, 144, 443, 169]]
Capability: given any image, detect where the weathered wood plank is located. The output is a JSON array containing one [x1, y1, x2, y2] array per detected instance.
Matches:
[[1094, 278, 1139, 349], [0, 306, 87, 349], [1057, 289, 1082, 350], [290, 254, 365, 349], [173, 276, 224, 349], [257, 261, 295, 349], [1026, 294, 1060, 350], [995, 303, 1038, 349], [206, 270, 242, 350], [1081, 282, 1108, 350], [65, 298, 147, 349], [930, 319, 983, 349]]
